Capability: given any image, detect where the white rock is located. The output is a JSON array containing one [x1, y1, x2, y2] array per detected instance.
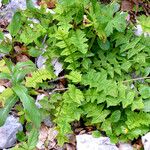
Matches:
[[36, 55, 46, 69], [52, 58, 63, 76], [0, 0, 2, 8], [46, 9, 55, 14], [36, 140, 45, 149], [35, 94, 45, 108], [4, 33, 12, 41], [0, 116, 23, 149], [29, 23, 34, 28], [142, 132, 150, 150], [144, 32, 150, 37], [0, 85, 5, 93], [119, 143, 133, 150], [134, 25, 143, 36], [28, 18, 40, 24], [130, 84, 135, 89], [76, 134, 119, 150]]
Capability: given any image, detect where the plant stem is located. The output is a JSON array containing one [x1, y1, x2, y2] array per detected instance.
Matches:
[[49, 76, 66, 83], [49, 87, 68, 95], [123, 76, 150, 83]]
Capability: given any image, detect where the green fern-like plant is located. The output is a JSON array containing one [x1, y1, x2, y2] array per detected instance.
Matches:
[[0, 0, 149, 148], [25, 68, 54, 88]]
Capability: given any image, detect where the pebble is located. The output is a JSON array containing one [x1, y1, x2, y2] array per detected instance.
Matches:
[[119, 143, 133, 150], [142, 132, 150, 150]]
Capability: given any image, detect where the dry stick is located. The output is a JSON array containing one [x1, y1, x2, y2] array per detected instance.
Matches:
[[41, 34, 47, 48], [123, 76, 150, 83], [48, 76, 66, 83], [49, 87, 68, 95]]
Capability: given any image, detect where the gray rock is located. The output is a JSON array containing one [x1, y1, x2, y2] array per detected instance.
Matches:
[[0, 0, 54, 24], [0, 0, 26, 22], [142, 132, 150, 150], [0, 0, 39, 23], [43, 117, 53, 127], [76, 134, 119, 150], [0, 116, 23, 149]]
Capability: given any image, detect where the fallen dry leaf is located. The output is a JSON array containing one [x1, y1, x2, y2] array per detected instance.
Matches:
[[16, 54, 30, 62], [36, 124, 49, 149], [39, 124, 49, 142], [37, 0, 56, 9], [0, 79, 11, 87], [47, 128, 58, 141], [121, 0, 134, 11], [14, 45, 27, 53]]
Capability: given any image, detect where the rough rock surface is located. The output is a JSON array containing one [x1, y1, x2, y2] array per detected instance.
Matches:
[[0, 0, 26, 22], [0, 116, 23, 149], [76, 134, 119, 150], [119, 143, 133, 150], [142, 132, 150, 150]]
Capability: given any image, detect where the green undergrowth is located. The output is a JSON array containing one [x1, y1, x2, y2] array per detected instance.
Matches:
[[0, 0, 150, 148]]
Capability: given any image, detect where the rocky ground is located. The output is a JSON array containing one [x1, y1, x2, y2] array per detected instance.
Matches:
[[0, 0, 150, 150]]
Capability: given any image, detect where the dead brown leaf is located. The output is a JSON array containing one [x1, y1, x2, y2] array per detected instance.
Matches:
[[0, 79, 11, 87], [121, 0, 134, 11], [16, 54, 30, 62], [36, 124, 49, 149], [14, 45, 27, 53], [133, 138, 143, 150], [37, 0, 56, 9]]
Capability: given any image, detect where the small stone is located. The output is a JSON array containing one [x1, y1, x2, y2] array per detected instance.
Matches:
[[36, 55, 46, 69], [0, 0, 2, 8], [4, 33, 12, 41], [119, 143, 133, 150], [0, 85, 5, 93], [142, 132, 150, 150], [52, 58, 63, 76], [43, 117, 53, 127], [35, 94, 45, 108], [46, 8, 55, 14], [134, 25, 143, 36], [76, 134, 119, 150], [28, 18, 40, 24], [0, 116, 23, 149]]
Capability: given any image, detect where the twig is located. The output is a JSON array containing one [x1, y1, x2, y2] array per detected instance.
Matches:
[[123, 76, 150, 83], [42, 34, 47, 45], [40, 34, 47, 52], [48, 76, 66, 83], [49, 87, 68, 95]]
